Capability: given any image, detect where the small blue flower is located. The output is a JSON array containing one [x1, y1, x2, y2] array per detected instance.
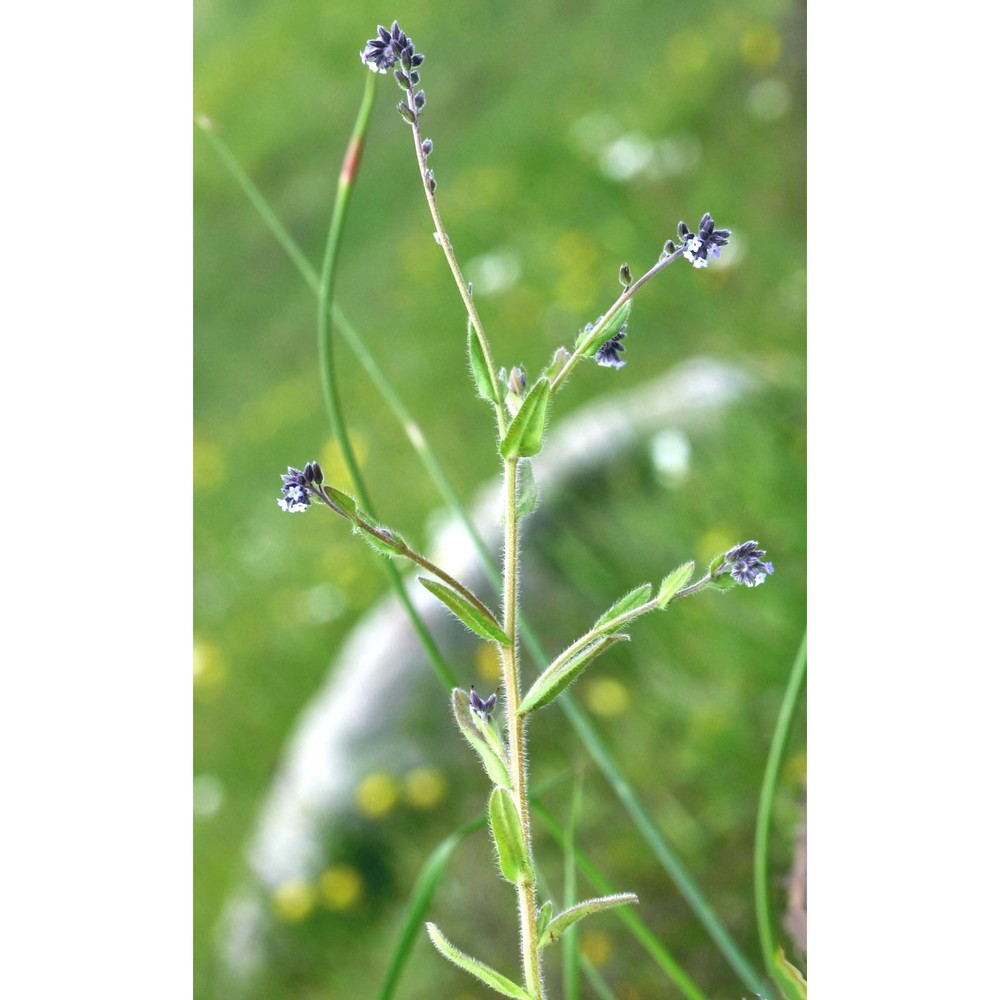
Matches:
[[595, 327, 627, 369], [469, 685, 498, 720], [678, 213, 730, 269], [717, 540, 774, 588], [360, 21, 422, 74], [277, 462, 323, 514]]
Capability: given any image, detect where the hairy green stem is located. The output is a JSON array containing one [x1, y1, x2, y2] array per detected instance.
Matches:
[[500, 457, 544, 997], [754, 631, 807, 975], [314, 486, 500, 624], [201, 123, 772, 999], [402, 89, 506, 436], [549, 247, 685, 393]]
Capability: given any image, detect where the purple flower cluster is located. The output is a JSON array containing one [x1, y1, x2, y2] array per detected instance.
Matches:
[[678, 213, 730, 268], [277, 462, 323, 514], [717, 540, 774, 588], [360, 21, 423, 75]]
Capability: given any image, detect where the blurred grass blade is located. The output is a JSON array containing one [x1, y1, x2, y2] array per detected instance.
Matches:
[[419, 577, 510, 645], [203, 125, 772, 999], [754, 632, 807, 980], [556, 694, 774, 999], [580, 957, 618, 1000], [377, 816, 483, 1000], [426, 923, 534, 1000], [562, 775, 582, 1000], [535, 802, 709, 1000]]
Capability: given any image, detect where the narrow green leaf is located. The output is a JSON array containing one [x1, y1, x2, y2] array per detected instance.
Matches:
[[576, 299, 633, 357], [467, 320, 499, 405], [500, 377, 551, 460], [425, 923, 534, 1000], [488, 786, 534, 884], [451, 689, 511, 790], [536, 900, 553, 937], [518, 634, 629, 716], [593, 584, 652, 630], [357, 524, 404, 558], [322, 486, 357, 517], [655, 561, 695, 608], [516, 459, 539, 516], [773, 947, 807, 1000], [539, 893, 639, 950], [418, 577, 511, 646], [471, 699, 508, 763]]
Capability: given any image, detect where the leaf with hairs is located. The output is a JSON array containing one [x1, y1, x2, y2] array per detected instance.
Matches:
[[425, 923, 534, 1000]]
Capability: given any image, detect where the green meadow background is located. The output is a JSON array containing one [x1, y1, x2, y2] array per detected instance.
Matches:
[[194, 1, 805, 997]]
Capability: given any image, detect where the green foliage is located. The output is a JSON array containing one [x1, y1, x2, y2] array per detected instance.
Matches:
[[516, 459, 539, 516], [467, 319, 500, 405], [500, 378, 551, 460], [356, 524, 405, 558], [656, 561, 695, 608], [518, 634, 629, 716], [773, 947, 807, 1000], [418, 577, 510, 645], [592, 583, 652, 630], [450, 688, 511, 789], [323, 486, 358, 517], [538, 893, 639, 950], [488, 787, 534, 884], [576, 300, 632, 357], [425, 923, 534, 1000]]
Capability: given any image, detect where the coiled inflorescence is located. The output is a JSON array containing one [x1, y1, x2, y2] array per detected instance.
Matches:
[[678, 213, 730, 268]]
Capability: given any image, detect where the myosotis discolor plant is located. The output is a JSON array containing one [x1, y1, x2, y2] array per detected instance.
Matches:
[[273, 20, 775, 1000]]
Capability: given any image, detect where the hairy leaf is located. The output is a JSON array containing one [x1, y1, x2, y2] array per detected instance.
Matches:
[[419, 577, 510, 645], [425, 923, 534, 1000]]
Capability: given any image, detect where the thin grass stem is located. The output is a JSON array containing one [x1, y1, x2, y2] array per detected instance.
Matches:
[[562, 776, 583, 1000], [754, 631, 807, 976]]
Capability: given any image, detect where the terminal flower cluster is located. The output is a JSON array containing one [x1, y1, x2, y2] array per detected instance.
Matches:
[[678, 213, 730, 268], [276, 462, 324, 513], [715, 540, 775, 588]]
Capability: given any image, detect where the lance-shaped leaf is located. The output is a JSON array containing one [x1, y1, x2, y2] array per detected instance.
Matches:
[[575, 299, 632, 357], [518, 634, 629, 716], [356, 523, 405, 558], [655, 560, 695, 608], [425, 923, 533, 1000], [536, 900, 553, 938], [418, 577, 511, 646], [488, 787, 533, 884], [451, 689, 511, 790], [592, 583, 652, 631], [467, 319, 499, 405], [500, 377, 551, 460], [516, 459, 539, 516], [538, 893, 639, 950], [322, 486, 357, 518], [773, 947, 807, 1000]]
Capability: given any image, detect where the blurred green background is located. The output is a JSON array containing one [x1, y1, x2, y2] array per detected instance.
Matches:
[[194, 1, 805, 998]]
